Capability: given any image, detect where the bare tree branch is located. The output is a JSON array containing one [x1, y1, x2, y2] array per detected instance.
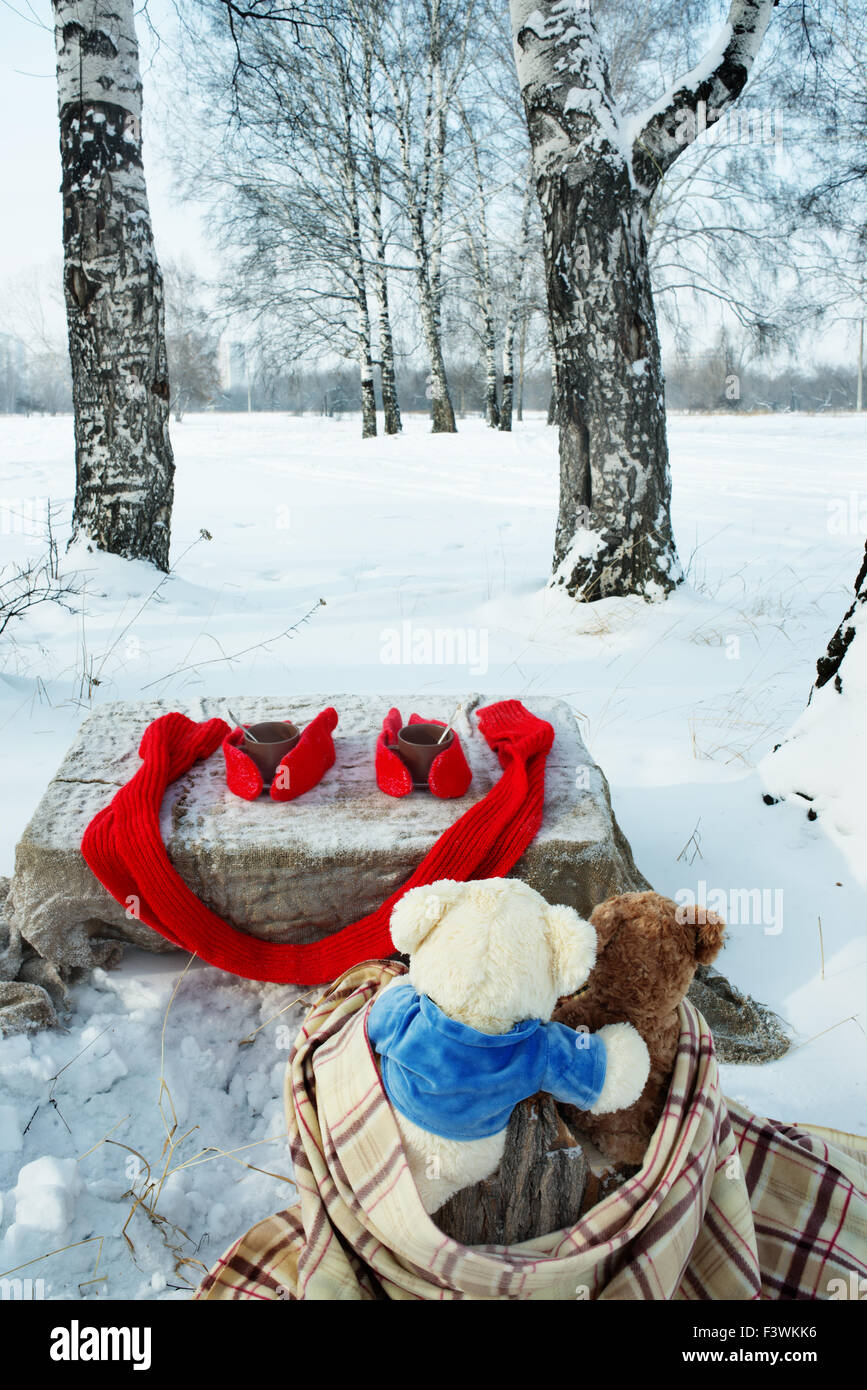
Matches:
[[633, 0, 778, 190]]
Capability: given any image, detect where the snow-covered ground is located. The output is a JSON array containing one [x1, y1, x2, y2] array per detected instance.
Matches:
[[1, 409, 865, 1300]]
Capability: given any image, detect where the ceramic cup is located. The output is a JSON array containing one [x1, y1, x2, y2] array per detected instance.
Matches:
[[396, 723, 454, 786], [241, 720, 300, 785]]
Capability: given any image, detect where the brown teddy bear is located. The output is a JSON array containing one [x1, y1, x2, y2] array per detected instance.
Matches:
[[552, 890, 725, 1167]]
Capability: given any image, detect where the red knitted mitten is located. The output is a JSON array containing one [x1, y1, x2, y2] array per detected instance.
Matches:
[[375, 708, 472, 799], [223, 706, 338, 801], [222, 730, 266, 800], [375, 708, 412, 797], [272, 706, 338, 802]]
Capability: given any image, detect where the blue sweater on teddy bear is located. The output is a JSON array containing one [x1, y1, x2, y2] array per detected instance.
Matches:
[[367, 979, 607, 1141]]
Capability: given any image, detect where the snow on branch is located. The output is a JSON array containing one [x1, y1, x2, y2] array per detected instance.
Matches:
[[510, 0, 631, 174], [631, 0, 777, 190]]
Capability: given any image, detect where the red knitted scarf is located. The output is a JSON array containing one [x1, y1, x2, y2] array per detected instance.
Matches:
[[81, 699, 554, 985]]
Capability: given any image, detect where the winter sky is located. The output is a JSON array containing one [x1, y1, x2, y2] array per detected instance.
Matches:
[[0, 0, 214, 285]]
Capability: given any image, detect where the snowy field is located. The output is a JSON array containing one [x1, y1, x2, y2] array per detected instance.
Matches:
[[0, 409, 865, 1300]]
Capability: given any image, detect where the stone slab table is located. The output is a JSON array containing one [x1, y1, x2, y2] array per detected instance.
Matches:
[[1, 691, 790, 1060], [4, 692, 646, 979]]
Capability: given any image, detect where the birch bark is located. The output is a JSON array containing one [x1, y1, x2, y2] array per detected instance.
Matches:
[[361, 43, 401, 434], [389, 75, 457, 433], [337, 60, 378, 438], [54, 0, 174, 571], [815, 543, 867, 694], [516, 311, 527, 421], [500, 168, 534, 432], [384, 0, 458, 434], [511, 0, 776, 600], [462, 112, 500, 427]]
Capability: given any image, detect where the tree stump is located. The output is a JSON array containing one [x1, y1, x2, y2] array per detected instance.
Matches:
[[434, 1094, 589, 1246]]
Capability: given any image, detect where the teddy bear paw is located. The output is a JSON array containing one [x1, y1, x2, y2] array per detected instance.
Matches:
[[589, 1022, 651, 1115]]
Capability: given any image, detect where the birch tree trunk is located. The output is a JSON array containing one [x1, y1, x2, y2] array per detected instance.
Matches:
[[516, 312, 527, 421], [54, 0, 174, 572], [420, 276, 457, 433], [389, 81, 457, 433], [355, 289, 378, 439], [499, 315, 519, 431], [511, 0, 776, 601], [370, 241, 400, 435], [362, 42, 401, 435], [815, 542, 867, 694], [427, 24, 448, 360], [336, 62, 378, 439], [375, 273, 401, 436], [384, 7, 457, 434], [462, 113, 500, 427], [500, 169, 534, 432], [763, 541, 867, 810]]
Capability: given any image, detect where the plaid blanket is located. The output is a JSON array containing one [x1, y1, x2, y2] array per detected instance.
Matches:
[[196, 962, 867, 1301]]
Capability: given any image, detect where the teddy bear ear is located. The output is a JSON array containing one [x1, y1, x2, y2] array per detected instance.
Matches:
[[389, 879, 460, 954], [588, 896, 622, 946], [545, 903, 597, 995], [694, 907, 725, 965]]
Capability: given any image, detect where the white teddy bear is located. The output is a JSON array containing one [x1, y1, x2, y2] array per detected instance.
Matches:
[[366, 876, 650, 1215]]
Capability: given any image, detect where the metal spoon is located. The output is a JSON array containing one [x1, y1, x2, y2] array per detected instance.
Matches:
[[437, 702, 463, 743], [228, 708, 259, 741]]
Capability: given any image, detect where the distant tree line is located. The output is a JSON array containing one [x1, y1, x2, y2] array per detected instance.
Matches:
[[3, 336, 861, 419]]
